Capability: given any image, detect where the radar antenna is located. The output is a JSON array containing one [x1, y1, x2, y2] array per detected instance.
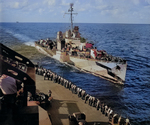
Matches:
[[65, 3, 77, 32]]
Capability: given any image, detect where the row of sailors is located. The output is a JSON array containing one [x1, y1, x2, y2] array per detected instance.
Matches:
[[98, 55, 126, 64], [35, 66, 131, 125]]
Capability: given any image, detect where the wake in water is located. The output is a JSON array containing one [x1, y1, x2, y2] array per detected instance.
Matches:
[[24, 41, 35, 46], [1, 24, 36, 47]]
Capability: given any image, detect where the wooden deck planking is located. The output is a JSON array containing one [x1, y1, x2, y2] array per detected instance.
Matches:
[[36, 74, 109, 125]]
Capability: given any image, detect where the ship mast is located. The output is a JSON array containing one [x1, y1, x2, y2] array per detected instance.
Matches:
[[65, 3, 77, 32]]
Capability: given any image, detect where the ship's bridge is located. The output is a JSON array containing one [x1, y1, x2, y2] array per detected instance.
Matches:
[[57, 26, 81, 51]]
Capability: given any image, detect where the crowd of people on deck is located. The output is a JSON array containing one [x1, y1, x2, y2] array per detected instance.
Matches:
[[35, 65, 131, 125], [35, 38, 57, 50], [35, 38, 126, 64], [68, 46, 126, 64]]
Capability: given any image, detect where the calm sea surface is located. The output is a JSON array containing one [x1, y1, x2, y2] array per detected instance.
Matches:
[[0, 23, 150, 125]]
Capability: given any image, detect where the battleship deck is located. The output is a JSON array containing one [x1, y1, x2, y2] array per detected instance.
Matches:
[[36, 74, 109, 125]]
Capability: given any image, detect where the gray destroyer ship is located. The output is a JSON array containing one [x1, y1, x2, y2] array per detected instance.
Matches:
[[35, 3, 127, 85]]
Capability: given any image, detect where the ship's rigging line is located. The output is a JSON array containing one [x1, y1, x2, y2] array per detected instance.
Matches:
[[64, 3, 77, 32]]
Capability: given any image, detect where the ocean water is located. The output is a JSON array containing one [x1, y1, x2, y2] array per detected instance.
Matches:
[[0, 23, 150, 125]]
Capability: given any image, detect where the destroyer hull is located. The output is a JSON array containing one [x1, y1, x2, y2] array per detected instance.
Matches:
[[35, 43, 127, 85], [69, 57, 127, 84]]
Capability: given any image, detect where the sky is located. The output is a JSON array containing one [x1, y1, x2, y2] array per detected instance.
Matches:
[[0, 0, 150, 24]]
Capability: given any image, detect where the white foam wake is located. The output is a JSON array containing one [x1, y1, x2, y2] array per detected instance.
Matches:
[[4, 28, 36, 47], [24, 41, 35, 47]]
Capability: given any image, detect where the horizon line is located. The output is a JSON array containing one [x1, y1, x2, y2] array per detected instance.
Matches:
[[0, 22, 150, 25]]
